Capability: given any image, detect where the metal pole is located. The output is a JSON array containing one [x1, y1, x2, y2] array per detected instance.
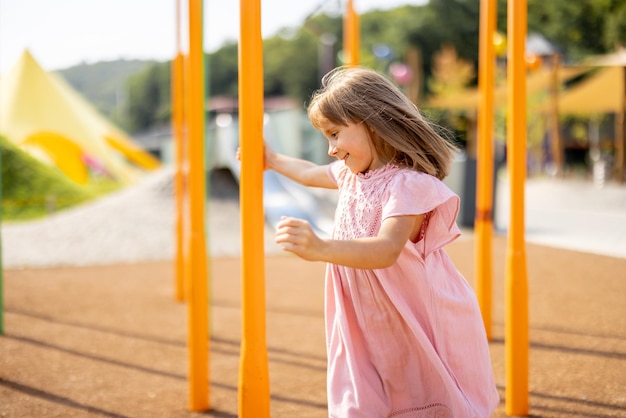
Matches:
[[505, 0, 529, 414], [238, 0, 270, 416], [186, 0, 210, 411], [173, 0, 186, 303], [475, 0, 496, 341], [343, 0, 360, 67]]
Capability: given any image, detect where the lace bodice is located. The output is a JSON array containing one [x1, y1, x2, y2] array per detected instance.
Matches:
[[331, 164, 397, 240], [327, 161, 460, 254]]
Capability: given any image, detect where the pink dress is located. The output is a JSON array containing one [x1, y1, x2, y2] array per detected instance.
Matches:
[[325, 161, 499, 418]]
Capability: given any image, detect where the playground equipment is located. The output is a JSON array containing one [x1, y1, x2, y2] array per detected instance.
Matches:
[[475, 0, 496, 344], [344, 0, 360, 67], [172, 0, 529, 415], [477, 0, 530, 413], [504, 0, 529, 414], [237, 0, 270, 416], [173, 0, 210, 411], [0, 51, 160, 185]]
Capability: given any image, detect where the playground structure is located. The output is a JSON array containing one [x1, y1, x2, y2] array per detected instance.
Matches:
[[169, 0, 530, 416], [171, 1, 365, 415], [0, 51, 160, 185]]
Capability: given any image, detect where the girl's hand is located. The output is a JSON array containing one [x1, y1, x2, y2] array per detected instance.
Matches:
[[263, 142, 276, 170], [275, 215, 423, 269], [236, 142, 274, 171], [275, 216, 325, 261]]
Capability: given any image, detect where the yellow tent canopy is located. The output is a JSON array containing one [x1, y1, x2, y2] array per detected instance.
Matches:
[[0, 50, 159, 184], [582, 49, 626, 67], [552, 66, 625, 114], [424, 66, 590, 111]]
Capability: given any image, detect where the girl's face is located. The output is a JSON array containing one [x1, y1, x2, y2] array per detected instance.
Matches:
[[322, 121, 384, 174]]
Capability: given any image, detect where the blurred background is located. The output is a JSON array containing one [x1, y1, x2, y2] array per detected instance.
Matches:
[[1, 0, 625, 230]]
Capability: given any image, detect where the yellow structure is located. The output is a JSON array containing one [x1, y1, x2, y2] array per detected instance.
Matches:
[[22, 131, 90, 184], [552, 66, 624, 114], [425, 65, 588, 111], [0, 50, 159, 185]]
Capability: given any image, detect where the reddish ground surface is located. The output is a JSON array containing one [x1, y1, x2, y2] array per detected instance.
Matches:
[[1, 235, 625, 417]]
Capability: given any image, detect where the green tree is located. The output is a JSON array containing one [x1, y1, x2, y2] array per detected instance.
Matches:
[[123, 61, 171, 132], [359, 6, 432, 71], [264, 28, 320, 100], [208, 41, 238, 97], [505, 0, 625, 60], [116, 1, 625, 134]]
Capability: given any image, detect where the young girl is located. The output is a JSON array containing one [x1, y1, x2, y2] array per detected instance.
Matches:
[[267, 67, 499, 417]]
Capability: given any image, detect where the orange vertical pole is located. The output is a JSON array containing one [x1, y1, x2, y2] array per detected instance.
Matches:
[[238, 0, 270, 417], [343, 0, 360, 66], [173, 0, 186, 303], [475, 0, 496, 340], [343, 0, 351, 66], [505, 0, 529, 415], [186, 0, 210, 411]]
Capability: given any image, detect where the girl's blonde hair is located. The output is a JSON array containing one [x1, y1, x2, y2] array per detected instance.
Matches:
[[307, 66, 458, 180]]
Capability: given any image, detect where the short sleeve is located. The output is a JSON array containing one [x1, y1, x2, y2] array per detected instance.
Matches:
[[327, 160, 347, 187], [382, 170, 461, 254]]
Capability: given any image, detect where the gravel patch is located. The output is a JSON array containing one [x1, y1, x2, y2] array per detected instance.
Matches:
[[1, 167, 281, 269]]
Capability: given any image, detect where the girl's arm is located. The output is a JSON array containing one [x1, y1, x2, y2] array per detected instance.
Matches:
[[275, 214, 425, 269], [265, 146, 336, 189], [238, 144, 336, 189]]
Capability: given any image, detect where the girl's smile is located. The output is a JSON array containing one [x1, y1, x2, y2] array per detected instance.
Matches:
[[323, 122, 384, 174]]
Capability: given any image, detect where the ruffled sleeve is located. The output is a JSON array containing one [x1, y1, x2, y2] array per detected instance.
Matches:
[[327, 160, 348, 187], [382, 170, 461, 255]]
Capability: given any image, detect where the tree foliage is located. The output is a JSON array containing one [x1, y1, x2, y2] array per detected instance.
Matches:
[[105, 0, 624, 134], [208, 41, 238, 97], [524, 0, 626, 60], [123, 61, 171, 132], [58, 59, 156, 127], [264, 28, 320, 101], [428, 44, 476, 97]]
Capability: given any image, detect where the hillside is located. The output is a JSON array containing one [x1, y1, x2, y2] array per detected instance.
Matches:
[[56, 59, 162, 125]]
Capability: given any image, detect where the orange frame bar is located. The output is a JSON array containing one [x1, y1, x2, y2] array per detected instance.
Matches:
[[173, 0, 186, 303], [186, 0, 210, 411], [343, 0, 360, 66], [475, 0, 496, 340], [505, 0, 529, 414], [238, 0, 270, 416]]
